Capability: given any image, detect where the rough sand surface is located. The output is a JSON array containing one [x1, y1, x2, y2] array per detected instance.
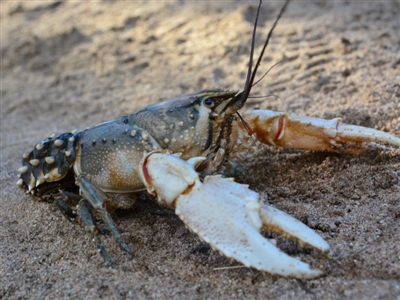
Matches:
[[1, 1, 400, 299]]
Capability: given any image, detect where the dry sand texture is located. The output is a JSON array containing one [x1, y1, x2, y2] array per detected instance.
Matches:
[[1, 1, 400, 299]]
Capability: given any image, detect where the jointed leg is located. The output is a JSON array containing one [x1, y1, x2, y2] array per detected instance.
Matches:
[[57, 190, 117, 267], [78, 200, 115, 268], [55, 191, 80, 221], [78, 175, 133, 255]]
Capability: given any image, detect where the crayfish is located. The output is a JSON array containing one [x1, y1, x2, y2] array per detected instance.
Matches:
[[17, 0, 400, 278]]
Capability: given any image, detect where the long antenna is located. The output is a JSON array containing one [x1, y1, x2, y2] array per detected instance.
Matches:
[[244, 0, 263, 91], [237, 0, 291, 108]]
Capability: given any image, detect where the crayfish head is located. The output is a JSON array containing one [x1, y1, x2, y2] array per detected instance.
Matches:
[[196, 89, 240, 120], [131, 89, 239, 160]]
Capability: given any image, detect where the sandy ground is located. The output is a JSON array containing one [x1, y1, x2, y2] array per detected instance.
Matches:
[[1, 0, 400, 299]]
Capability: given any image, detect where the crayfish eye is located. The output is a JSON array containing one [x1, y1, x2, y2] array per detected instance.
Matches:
[[203, 98, 214, 108]]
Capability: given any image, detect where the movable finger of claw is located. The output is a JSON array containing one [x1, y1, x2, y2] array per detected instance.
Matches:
[[259, 204, 330, 255]]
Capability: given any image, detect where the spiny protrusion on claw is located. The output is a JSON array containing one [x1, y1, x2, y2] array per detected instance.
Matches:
[[17, 166, 28, 174], [44, 168, 63, 182], [54, 139, 63, 147], [29, 159, 40, 166], [22, 152, 29, 159], [27, 173, 36, 192], [186, 156, 206, 169], [35, 143, 44, 150], [36, 177, 45, 188], [16, 179, 23, 186], [45, 156, 55, 164]]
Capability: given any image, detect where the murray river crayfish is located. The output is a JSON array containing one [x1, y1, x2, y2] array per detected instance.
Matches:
[[17, 0, 400, 278]]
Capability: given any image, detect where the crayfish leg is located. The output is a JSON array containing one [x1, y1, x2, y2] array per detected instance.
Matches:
[[57, 190, 116, 267], [55, 191, 80, 221], [78, 175, 133, 256], [78, 201, 116, 268]]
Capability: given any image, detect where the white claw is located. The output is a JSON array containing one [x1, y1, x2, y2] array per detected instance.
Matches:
[[139, 152, 329, 279], [175, 176, 323, 278], [16, 179, 23, 186]]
